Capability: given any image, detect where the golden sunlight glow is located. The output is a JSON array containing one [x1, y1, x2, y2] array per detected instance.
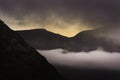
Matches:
[[11, 23, 93, 37], [46, 24, 93, 37], [0, 13, 94, 37]]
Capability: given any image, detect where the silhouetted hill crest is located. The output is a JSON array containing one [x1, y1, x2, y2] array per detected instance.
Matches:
[[0, 20, 64, 80], [17, 27, 120, 52]]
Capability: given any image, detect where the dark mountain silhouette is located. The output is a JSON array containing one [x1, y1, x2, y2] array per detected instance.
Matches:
[[17, 29, 69, 50], [0, 20, 64, 80], [57, 65, 120, 80], [69, 29, 120, 52], [16, 27, 120, 80], [17, 28, 120, 52]]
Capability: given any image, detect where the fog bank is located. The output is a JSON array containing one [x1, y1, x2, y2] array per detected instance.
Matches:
[[38, 49, 120, 70]]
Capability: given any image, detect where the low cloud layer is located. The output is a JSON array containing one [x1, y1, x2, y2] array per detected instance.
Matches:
[[38, 49, 120, 70]]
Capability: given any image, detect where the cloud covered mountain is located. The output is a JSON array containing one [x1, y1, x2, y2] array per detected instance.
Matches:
[[17, 27, 120, 52], [0, 20, 64, 80]]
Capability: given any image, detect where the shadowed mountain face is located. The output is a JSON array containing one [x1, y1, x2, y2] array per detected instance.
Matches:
[[0, 20, 64, 80], [57, 66, 120, 80], [69, 30, 120, 52], [17, 29, 69, 50], [17, 28, 120, 52]]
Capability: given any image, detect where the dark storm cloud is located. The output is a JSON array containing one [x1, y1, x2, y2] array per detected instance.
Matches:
[[0, 0, 120, 27]]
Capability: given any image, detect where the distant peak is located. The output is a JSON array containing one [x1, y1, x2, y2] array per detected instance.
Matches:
[[73, 30, 93, 38], [39, 28, 47, 31], [29, 28, 49, 33], [38, 28, 48, 32]]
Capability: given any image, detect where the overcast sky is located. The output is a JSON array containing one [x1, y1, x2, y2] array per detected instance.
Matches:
[[0, 0, 120, 36]]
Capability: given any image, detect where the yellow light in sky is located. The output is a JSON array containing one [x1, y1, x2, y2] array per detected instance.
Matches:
[[10, 23, 93, 37], [0, 13, 94, 37], [45, 24, 93, 37]]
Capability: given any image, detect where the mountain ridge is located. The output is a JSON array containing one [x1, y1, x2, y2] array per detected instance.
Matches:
[[0, 20, 64, 80], [17, 27, 120, 52], [17, 29, 69, 50]]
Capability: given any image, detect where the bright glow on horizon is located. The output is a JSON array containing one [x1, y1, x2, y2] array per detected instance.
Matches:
[[0, 13, 94, 37], [11, 24, 93, 37]]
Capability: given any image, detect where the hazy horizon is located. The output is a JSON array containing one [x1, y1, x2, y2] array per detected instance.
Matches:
[[1, 0, 120, 37]]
